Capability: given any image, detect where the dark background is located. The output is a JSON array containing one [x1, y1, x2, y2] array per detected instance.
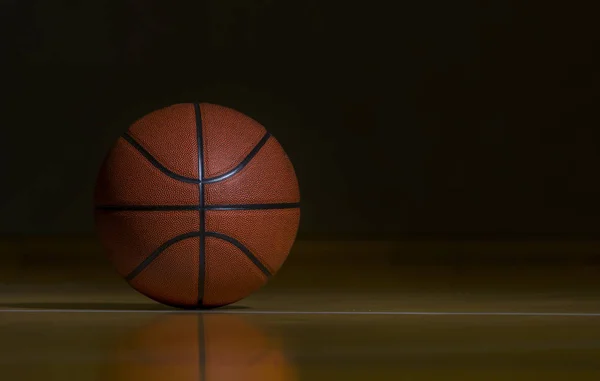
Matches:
[[1, 1, 599, 239]]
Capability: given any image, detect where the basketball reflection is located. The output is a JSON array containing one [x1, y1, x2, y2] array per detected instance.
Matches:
[[111, 313, 298, 381]]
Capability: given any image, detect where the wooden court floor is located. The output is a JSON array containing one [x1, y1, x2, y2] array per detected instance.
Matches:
[[1, 239, 600, 380]]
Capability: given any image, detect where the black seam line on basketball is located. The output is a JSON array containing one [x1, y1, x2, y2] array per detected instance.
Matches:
[[202, 131, 272, 183], [121, 133, 200, 183], [205, 232, 272, 277], [195, 103, 206, 307], [121, 131, 272, 184], [94, 202, 301, 212], [125, 232, 200, 281]]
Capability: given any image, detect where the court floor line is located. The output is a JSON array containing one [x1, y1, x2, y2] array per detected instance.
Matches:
[[1, 308, 600, 317]]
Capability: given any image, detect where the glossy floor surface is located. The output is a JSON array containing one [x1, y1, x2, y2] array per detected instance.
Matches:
[[1, 239, 600, 380]]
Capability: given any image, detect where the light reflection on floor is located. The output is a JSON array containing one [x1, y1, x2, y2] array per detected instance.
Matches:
[[1, 292, 600, 381]]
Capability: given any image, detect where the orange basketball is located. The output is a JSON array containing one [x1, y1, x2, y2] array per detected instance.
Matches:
[[94, 103, 300, 308]]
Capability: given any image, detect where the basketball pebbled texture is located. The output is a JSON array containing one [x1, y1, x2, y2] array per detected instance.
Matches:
[[94, 103, 300, 308]]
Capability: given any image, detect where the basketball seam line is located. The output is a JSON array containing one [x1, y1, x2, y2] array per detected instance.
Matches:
[[202, 132, 271, 183], [121, 131, 271, 184], [205, 232, 273, 277], [195, 103, 206, 307], [124, 231, 272, 281], [125, 231, 200, 281], [95, 202, 301, 211]]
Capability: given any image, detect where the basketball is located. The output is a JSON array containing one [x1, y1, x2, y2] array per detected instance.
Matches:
[[94, 103, 300, 308]]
